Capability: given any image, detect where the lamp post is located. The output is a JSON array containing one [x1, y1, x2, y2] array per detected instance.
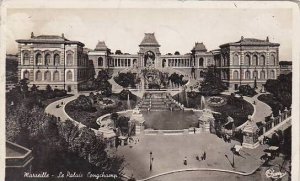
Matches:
[[232, 150, 235, 168], [150, 151, 153, 171]]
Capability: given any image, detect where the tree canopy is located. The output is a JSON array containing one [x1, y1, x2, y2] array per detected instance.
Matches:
[[199, 66, 226, 95]]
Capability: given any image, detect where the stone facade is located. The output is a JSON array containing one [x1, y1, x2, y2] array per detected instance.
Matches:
[[16, 33, 281, 92], [16, 33, 89, 93], [216, 36, 280, 90], [88, 33, 214, 79]]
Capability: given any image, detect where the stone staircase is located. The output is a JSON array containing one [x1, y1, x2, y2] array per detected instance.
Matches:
[[138, 92, 181, 111]]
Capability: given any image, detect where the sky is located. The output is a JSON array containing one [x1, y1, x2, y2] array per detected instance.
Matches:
[[6, 8, 293, 61]]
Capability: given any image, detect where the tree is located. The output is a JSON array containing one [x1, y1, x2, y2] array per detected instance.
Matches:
[[174, 51, 180, 55], [58, 119, 80, 150], [30, 84, 38, 92], [46, 84, 53, 93], [115, 50, 123, 55], [19, 78, 29, 98], [111, 112, 119, 128], [238, 85, 257, 97], [95, 69, 112, 96], [72, 95, 95, 111], [199, 66, 226, 96], [114, 72, 137, 88], [265, 73, 292, 108], [116, 116, 130, 135]]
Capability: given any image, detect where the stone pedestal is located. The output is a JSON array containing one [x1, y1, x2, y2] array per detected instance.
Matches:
[[242, 116, 259, 149], [198, 109, 215, 133], [130, 107, 145, 135]]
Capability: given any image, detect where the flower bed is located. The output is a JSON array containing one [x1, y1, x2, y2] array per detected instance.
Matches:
[[98, 98, 116, 109], [207, 96, 227, 107]]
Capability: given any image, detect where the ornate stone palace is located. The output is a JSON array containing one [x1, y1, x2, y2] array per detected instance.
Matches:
[[16, 32, 280, 92]]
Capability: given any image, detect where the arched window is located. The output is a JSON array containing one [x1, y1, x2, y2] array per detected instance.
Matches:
[[54, 54, 60, 66], [253, 70, 258, 79], [259, 55, 265, 66], [252, 55, 258, 66], [66, 71, 73, 81], [23, 70, 29, 79], [36, 70, 42, 81], [36, 53, 42, 65], [53, 71, 59, 81], [270, 70, 275, 79], [98, 57, 103, 66], [260, 70, 265, 79], [233, 54, 239, 65], [245, 70, 251, 79], [244, 55, 250, 66], [44, 71, 51, 81], [199, 58, 204, 66], [45, 54, 51, 65], [67, 53, 73, 65], [269, 55, 276, 65], [23, 52, 30, 65], [233, 70, 239, 79]]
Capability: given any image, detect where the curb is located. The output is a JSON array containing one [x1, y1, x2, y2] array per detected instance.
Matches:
[[124, 165, 261, 181]]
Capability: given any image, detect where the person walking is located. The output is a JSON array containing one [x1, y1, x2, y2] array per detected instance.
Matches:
[[184, 157, 187, 165], [203, 151, 206, 160]]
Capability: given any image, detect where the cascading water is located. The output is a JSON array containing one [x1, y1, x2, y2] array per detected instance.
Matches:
[[127, 93, 131, 109], [200, 95, 206, 110]]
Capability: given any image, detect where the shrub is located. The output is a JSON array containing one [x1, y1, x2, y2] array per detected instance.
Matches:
[[118, 89, 136, 101], [71, 95, 95, 112], [114, 72, 137, 88], [238, 84, 257, 97]]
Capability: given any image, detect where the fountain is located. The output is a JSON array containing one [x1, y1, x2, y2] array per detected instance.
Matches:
[[127, 93, 131, 109], [185, 88, 189, 107], [200, 95, 206, 110]]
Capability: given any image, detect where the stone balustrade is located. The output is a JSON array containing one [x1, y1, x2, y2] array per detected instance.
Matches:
[[257, 108, 291, 137]]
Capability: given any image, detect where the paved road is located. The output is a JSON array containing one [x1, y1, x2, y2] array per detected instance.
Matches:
[[45, 94, 78, 121], [244, 93, 272, 123]]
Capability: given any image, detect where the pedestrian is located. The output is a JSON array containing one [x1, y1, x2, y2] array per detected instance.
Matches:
[[203, 151, 206, 160], [193, 127, 196, 134], [184, 157, 187, 165]]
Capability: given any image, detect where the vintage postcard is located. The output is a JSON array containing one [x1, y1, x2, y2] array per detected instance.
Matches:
[[1, 0, 299, 180]]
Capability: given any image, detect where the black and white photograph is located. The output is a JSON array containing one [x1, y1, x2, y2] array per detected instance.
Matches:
[[1, 1, 299, 181]]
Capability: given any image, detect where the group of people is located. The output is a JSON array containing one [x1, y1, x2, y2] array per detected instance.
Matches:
[[184, 151, 207, 165]]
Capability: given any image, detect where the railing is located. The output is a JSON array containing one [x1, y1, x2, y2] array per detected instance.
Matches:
[[257, 109, 291, 137], [144, 129, 186, 135]]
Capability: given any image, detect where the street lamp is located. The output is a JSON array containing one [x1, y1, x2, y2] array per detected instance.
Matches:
[[150, 151, 153, 171], [232, 150, 235, 168]]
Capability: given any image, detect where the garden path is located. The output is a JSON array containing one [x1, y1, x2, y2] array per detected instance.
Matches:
[[222, 92, 272, 129], [45, 94, 79, 122]]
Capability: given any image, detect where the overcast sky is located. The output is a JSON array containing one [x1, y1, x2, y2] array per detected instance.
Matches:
[[6, 8, 292, 60]]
